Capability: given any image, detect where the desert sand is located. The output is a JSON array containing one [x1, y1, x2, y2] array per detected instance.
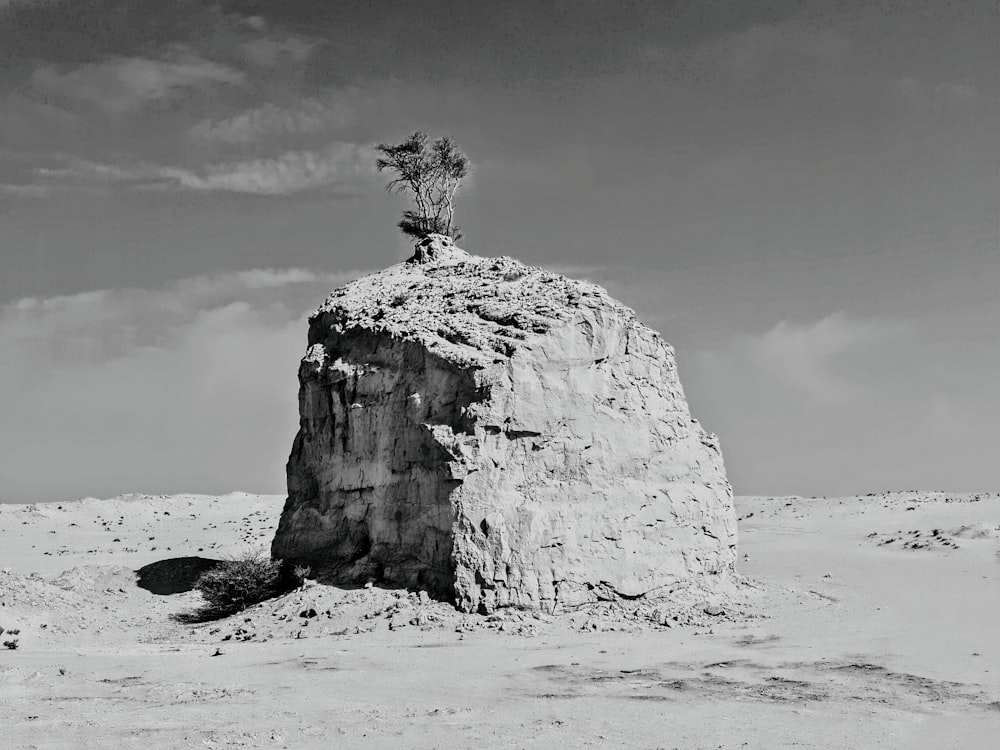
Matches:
[[1, 490, 997, 749]]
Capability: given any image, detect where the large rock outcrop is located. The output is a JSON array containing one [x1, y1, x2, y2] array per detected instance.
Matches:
[[272, 235, 737, 613]]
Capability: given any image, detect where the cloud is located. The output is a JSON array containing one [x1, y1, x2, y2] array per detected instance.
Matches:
[[189, 98, 354, 146], [171, 268, 338, 296], [28, 141, 375, 196], [159, 142, 375, 195], [34, 160, 135, 183], [233, 268, 327, 289], [30, 50, 243, 113], [241, 37, 317, 67], [0, 268, 366, 503], [0, 182, 49, 197], [239, 15, 269, 33], [734, 312, 907, 404]]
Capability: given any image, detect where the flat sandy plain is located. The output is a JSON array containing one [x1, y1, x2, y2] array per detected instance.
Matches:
[[1, 490, 997, 749]]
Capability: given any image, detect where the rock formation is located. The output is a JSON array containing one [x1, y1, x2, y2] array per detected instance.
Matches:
[[272, 235, 737, 613]]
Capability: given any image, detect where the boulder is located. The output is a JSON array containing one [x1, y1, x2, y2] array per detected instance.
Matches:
[[271, 235, 737, 613]]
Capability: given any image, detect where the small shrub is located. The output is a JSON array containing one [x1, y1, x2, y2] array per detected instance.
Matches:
[[292, 565, 312, 588], [193, 549, 284, 619], [3, 639, 18, 650]]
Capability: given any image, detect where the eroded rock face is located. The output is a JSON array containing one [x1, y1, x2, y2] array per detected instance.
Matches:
[[272, 235, 737, 613]]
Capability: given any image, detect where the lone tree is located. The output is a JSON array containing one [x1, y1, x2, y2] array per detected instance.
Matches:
[[375, 132, 471, 241]]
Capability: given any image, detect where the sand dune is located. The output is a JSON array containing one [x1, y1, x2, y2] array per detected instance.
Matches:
[[1, 491, 997, 748]]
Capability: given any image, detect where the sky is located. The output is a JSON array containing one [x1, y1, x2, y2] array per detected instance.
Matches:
[[0, 0, 997, 502]]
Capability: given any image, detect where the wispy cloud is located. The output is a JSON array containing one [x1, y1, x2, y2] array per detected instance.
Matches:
[[30, 49, 243, 113], [239, 15, 270, 33], [171, 268, 347, 296], [0, 182, 49, 197], [159, 142, 375, 195], [189, 98, 354, 145], [29, 141, 375, 196], [242, 36, 318, 67]]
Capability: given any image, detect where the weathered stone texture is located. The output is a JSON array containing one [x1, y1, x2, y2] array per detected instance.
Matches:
[[272, 235, 737, 613]]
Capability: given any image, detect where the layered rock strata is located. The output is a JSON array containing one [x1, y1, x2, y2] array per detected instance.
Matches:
[[272, 235, 737, 613]]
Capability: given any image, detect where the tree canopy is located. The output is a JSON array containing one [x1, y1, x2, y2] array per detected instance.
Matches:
[[375, 132, 471, 241]]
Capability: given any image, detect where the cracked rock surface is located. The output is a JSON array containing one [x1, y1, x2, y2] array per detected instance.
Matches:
[[272, 235, 738, 613]]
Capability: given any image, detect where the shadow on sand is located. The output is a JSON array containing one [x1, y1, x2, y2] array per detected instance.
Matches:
[[135, 556, 222, 596]]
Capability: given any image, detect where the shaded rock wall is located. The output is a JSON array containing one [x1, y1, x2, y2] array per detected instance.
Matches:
[[278, 334, 477, 596]]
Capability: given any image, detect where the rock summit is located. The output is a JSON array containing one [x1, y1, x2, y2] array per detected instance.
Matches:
[[272, 235, 737, 613]]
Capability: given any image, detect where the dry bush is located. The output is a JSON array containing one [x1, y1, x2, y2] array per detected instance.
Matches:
[[191, 549, 285, 620]]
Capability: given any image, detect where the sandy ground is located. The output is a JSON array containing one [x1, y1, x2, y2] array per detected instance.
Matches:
[[0, 490, 997, 749]]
